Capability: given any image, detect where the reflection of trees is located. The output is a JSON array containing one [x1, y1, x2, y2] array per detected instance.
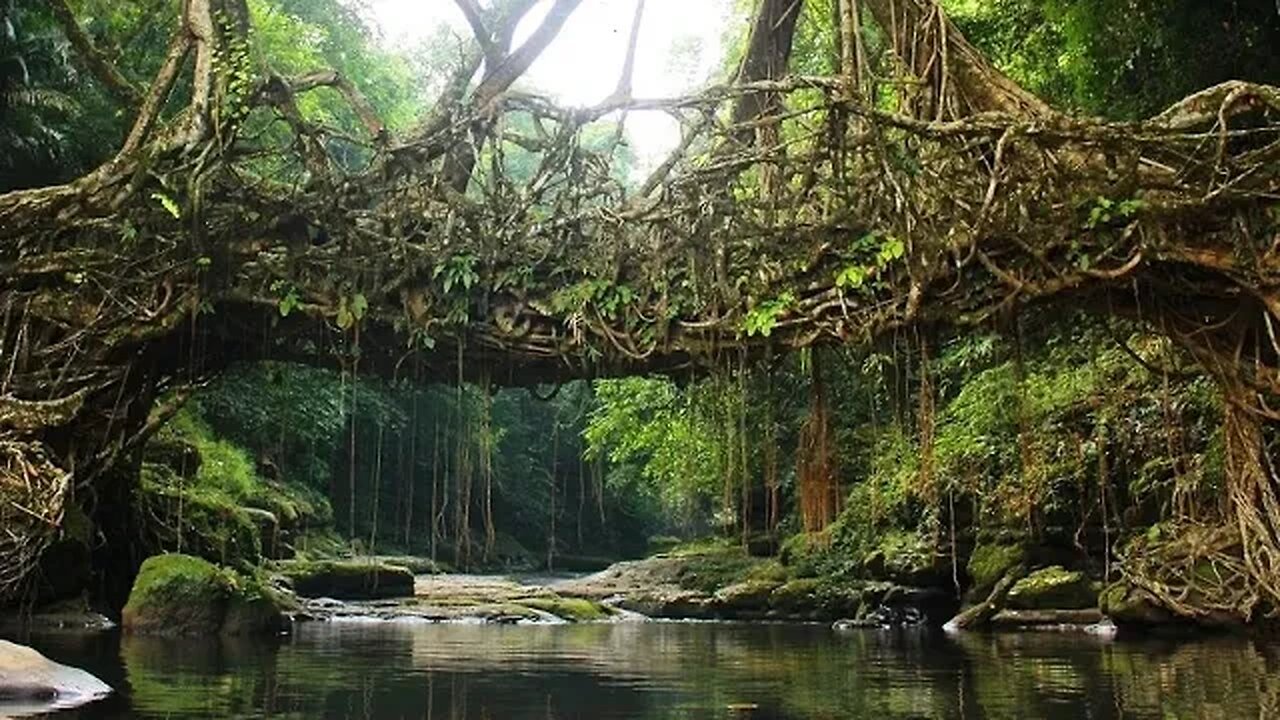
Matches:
[[121, 635, 292, 718], [114, 624, 1280, 719], [946, 631, 1280, 719]]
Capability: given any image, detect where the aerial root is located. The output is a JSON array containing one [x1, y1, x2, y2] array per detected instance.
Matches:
[[0, 439, 71, 600]]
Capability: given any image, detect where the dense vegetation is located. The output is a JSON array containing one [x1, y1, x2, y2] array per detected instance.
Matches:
[[2, 0, 1277, 627]]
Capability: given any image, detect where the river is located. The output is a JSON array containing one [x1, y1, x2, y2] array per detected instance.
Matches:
[[6, 621, 1279, 719]]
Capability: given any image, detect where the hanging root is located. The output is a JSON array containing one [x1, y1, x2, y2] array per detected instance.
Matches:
[[1224, 399, 1280, 613], [0, 439, 71, 601], [1119, 397, 1280, 623]]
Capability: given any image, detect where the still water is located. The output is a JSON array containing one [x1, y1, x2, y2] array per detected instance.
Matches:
[[11, 621, 1280, 719]]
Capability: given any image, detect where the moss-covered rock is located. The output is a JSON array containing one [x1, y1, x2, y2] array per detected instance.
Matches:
[[278, 560, 414, 600], [122, 554, 288, 636], [713, 580, 781, 612], [769, 578, 822, 612], [768, 578, 865, 618], [1007, 566, 1096, 610], [967, 540, 1027, 597], [123, 555, 232, 635], [221, 580, 290, 636], [519, 596, 611, 621], [778, 532, 829, 577], [374, 555, 447, 575], [1100, 582, 1175, 625], [861, 531, 950, 587], [672, 548, 760, 593]]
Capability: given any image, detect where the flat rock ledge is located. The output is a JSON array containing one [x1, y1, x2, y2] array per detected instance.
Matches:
[[0, 640, 112, 716]]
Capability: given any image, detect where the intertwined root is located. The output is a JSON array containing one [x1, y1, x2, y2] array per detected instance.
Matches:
[[0, 440, 70, 600], [1121, 402, 1280, 623]]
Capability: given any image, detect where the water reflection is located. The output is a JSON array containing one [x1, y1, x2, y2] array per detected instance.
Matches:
[[14, 622, 1280, 720]]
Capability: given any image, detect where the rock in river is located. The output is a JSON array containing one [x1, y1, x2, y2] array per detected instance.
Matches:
[[0, 639, 111, 716]]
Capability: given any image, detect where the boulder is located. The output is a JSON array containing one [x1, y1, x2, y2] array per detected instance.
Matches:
[[713, 580, 781, 613], [278, 560, 415, 600], [966, 540, 1027, 598], [1006, 566, 1097, 610], [862, 532, 952, 587], [123, 554, 288, 636], [1100, 582, 1176, 626], [769, 578, 822, 614], [0, 640, 111, 715], [768, 578, 866, 619], [617, 590, 714, 619]]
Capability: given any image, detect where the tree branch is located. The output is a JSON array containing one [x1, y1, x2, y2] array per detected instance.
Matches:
[[453, 0, 502, 69], [288, 69, 386, 137], [471, 0, 584, 109], [607, 0, 647, 103], [47, 0, 141, 107]]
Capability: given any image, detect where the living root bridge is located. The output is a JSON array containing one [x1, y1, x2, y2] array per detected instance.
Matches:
[[1, 0, 1279, 616]]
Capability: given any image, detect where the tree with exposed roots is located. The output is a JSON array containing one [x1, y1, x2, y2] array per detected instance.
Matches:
[[1, 0, 1278, 619]]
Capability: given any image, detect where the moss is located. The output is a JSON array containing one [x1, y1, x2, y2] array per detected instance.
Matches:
[[519, 596, 611, 621], [123, 555, 289, 636], [866, 530, 945, 585], [139, 407, 336, 569], [1100, 582, 1174, 625], [967, 540, 1027, 595], [770, 578, 822, 611], [292, 528, 349, 560], [743, 559, 789, 583], [714, 580, 781, 612], [375, 555, 447, 575], [1007, 566, 1096, 610], [668, 536, 738, 557], [647, 535, 682, 554], [156, 408, 258, 500], [676, 556, 758, 592], [123, 554, 234, 635], [139, 464, 263, 569], [767, 577, 865, 618], [221, 574, 289, 636], [779, 533, 827, 577], [143, 437, 201, 478], [277, 560, 414, 600]]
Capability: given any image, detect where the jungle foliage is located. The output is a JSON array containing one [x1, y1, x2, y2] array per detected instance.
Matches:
[[2, 0, 1278, 624]]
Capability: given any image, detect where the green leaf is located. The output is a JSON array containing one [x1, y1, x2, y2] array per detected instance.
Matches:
[[743, 292, 795, 337], [835, 265, 868, 290], [278, 290, 300, 317], [878, 236, 906, 263], [151, 192, 181, 219], [351, 293, 368, 320]]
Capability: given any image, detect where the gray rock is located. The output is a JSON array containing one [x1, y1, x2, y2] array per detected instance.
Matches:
[[0, 640, 111, 716]]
